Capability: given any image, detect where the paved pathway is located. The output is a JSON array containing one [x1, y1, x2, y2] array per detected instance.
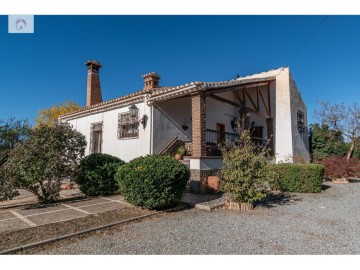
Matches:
[[0, 195, 132, 233]]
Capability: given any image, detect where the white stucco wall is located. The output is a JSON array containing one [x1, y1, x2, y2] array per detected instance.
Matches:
[[289, 73, 310, 163], [273, 67, 310, 163], [152, 99, 192, 154], [206, 92, 239, 133], [274, 67, 294, 163], [65, 99, 151, 162]]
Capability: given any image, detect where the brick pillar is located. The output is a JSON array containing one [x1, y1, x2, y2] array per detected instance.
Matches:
[[192, 93, 206, 157], [86, 60, 103, 107], [266, 118, 274, 154]]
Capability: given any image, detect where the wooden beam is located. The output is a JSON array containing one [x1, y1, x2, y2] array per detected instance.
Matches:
[[267, 82, 271, 117], [233, 92, 244, 106], [208, 94, 270, 119], [244, 89, 258, 111], [258, 87, 270, 117]]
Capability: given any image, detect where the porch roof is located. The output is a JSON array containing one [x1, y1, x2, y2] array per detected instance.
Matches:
[[60, 67, 283, 120], [147, 75, 276, 102]]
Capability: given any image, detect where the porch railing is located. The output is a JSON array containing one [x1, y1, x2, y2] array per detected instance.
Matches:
[[185, 129, 269, 156], [205, 129, 269, 156], [206, 129, 239, 144]]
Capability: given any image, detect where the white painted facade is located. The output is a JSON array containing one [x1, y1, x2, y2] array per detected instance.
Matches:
[[65, 99, 152, 162], [60, 66, 310, 165]]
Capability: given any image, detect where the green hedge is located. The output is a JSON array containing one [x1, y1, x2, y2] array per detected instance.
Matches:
[[115, 154, 190, 209], [270, 163, 324, 193], [76, 153, 125, 196]]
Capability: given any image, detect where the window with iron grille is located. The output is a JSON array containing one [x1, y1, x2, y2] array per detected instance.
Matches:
[[90, 122, 103, 154], [297, 110, 305, 133], [118, 109, 139, 139]]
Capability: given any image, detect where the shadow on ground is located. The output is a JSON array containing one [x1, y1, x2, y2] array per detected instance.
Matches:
[[322, 184, 332, 191], [349, 178, 360, 183], [255, 192, 303, 208]]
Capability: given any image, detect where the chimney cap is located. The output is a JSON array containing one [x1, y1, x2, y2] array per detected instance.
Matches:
[[85, 60, 102, 68], [141, 71, 160, 79]]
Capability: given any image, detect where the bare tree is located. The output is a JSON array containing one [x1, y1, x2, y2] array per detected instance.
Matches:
[[315, 101, 359, 161]]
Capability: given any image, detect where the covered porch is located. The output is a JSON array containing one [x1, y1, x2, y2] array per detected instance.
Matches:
[[149, 77, 275, 158], [148, 76, 276, 193]]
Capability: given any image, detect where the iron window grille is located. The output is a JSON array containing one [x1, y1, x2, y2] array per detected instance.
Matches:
[[297, 110, 305, 133], [118, 108, 139, 139]]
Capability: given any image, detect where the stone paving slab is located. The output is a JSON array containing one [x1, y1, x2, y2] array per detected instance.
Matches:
[[0, 196, 133, 233], [81, 202, 128, 214], [0, 218, 29, 231], [67, 198, 108, 208], [27, 209, 88, 226], [0, 211, 16, 221], [14, 204, 68, 217]]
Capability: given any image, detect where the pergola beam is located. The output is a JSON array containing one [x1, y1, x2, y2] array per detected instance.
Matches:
[[208, 94, 270, 119], [204, 81, 270, 96]]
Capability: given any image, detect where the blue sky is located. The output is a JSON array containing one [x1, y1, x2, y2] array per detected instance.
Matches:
[[1, 15, 359, 125]]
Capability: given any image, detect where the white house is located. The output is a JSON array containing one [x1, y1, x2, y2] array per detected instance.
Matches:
[[60, 60, 310, 192]]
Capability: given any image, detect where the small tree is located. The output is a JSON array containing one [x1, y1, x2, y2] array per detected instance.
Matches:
[[219, 115, 271, 205], [35, 100, 80, 127], [315, 101, 359, 161], [2, 122, 86, 203]]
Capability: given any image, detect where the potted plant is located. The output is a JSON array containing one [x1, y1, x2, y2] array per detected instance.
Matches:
[[175, 145, 186, 160]]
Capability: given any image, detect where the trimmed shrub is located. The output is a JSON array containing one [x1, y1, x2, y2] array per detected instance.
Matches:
[[270, 163, 324, 193], [115, 154, 190, 209], [319, 156, 360, 179], [76, 153, 125, 196]]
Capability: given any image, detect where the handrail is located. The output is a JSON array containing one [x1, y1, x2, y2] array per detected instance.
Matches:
[[158, 136, 179, 154], [153, 103, 192, 140]]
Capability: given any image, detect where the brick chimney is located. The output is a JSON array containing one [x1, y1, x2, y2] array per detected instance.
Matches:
[[142, 72, 161, 91], [85, 60, 103, 107]]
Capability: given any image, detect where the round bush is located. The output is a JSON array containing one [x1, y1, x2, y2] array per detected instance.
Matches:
[[76, 153, 125, 196], [115, 154, 190, 209]]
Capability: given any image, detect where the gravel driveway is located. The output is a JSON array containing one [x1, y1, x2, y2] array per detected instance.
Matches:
[[36, 181, 360, 254]]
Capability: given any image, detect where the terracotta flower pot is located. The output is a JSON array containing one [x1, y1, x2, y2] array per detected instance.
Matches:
[[175, 154, 183, 160], [207, 176, 220, 192]]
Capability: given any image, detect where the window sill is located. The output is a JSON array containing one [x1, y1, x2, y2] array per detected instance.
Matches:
[[118, 136, 139, 140]]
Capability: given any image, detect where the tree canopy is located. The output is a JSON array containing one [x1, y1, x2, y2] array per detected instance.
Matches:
[[0, 117, 32, 158], [315, 101, 359, 161], [35, 100, 80, 127]]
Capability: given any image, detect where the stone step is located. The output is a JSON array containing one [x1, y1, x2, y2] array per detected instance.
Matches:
[[181, 193, 225, 211]]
